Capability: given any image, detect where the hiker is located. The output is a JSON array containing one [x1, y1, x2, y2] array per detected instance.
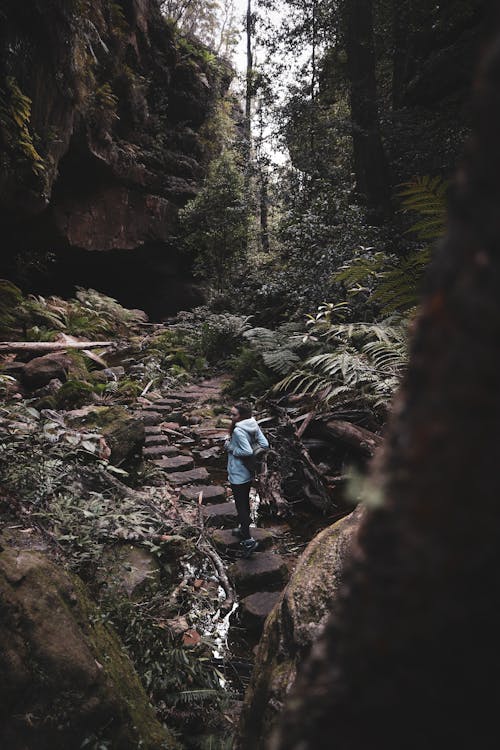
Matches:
[[224, 403, 269, 554]]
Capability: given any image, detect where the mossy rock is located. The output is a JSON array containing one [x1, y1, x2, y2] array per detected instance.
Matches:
[[55, 379, 95, 409], [235, 506, 365, 750], [0, 547, 179, 750], [68, 405, 145, 465]]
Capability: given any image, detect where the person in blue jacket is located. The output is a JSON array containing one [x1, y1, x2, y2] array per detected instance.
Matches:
[[224, 402, 269, 554]]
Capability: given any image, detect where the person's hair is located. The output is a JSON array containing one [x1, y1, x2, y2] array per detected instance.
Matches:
[[229, 402, 253, 433], [235, 403, 253, 419]]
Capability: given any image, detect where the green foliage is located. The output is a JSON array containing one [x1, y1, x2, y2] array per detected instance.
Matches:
[[0, 76, 45, 173], [180, 151, 249, 293], [198, 313, 252, 363], [224, 346, 275, 399], [274, 304, 408, 414]]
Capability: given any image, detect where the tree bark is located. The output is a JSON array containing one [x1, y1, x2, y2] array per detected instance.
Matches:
[[345, 0, 391, 217], [272, 15, 500, 749]]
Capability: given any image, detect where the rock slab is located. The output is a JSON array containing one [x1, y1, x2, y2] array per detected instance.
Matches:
[[239, 591, 282, 630], [202, 502, 238, 527], [181, 485, 227, 504], [167, 467, 210, 485], [210, 528, 274, 552], [229, 553, 289, 597]]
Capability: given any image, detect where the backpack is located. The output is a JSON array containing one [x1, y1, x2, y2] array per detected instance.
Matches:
[[241, 444, 268, 475]]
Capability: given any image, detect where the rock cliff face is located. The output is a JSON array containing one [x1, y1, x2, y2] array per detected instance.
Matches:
[[0, 0, 232, 315]]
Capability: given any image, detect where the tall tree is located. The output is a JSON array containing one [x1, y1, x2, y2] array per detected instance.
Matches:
[[345, 0, 390, 216]]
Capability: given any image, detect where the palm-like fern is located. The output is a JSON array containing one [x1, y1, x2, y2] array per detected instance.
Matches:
[[275, 315, 408, 411]]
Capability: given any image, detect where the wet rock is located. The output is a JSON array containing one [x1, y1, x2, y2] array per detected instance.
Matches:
[[235, 506, 364, 750], [202, 502, 238, 527], [229, 553, 289, 597], [210, 528, 274, 552], [154, 455, 195, 472], [181, 485, 227, 504], [0, 547, 177, 750], [239, 591, 282, 631], [167, 467, 210, 485]]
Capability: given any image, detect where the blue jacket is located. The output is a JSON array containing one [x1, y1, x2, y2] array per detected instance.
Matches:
[[225, 417, 269, 484]]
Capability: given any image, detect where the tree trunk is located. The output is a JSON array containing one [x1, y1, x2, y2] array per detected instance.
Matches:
[[244, 0, 253, 169], [345, 0, 391, 217], [272, 13, 500, 750]]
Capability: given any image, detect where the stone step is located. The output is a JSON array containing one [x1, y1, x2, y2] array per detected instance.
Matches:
[[144, 425, 162, 436], [143, 445, 179, 459], [202, 501, 238, 527], [193, 446, 222, 462], [166, 467, 210, 485], [239, 591, 281, 631], [150, 398, 182, 407], [145, 434, 171, 446], [153, 455, 194, 472], [140, 412, 164, 425], [180, 485, 227, 504], [229, 553, 289, 597], [164, 391, 197, 402], [210, 528, 274, 552], [141, 403, 172, 413]]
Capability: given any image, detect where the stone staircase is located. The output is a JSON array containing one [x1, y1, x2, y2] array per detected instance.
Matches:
[[135, 376, 289, 633]]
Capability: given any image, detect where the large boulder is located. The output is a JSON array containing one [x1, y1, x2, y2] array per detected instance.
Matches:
[[0, 547, 178, 750], [235, 505, 365, 750], [21, 352, 75, 389]]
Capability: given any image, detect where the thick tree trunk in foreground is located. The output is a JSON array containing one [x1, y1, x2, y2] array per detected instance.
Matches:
[[272, 16, 500, 750], [346, 0, 390, 217]]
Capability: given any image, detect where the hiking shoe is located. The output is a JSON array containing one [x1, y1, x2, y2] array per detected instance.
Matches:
[[231, 527, 243, 538], [240, 537, 259, 556]]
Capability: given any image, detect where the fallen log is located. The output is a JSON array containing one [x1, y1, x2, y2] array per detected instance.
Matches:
[[0, 341, 113, 353], [323, 419, 382, 457]]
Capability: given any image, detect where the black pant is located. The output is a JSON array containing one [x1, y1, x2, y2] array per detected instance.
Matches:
[[231, 481, 252, 539]]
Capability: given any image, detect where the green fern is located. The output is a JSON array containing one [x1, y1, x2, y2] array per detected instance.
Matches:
[[274, 310, 408, 412]]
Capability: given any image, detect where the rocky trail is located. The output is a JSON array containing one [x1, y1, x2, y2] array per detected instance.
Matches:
[[133, 376, 293, 647]]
